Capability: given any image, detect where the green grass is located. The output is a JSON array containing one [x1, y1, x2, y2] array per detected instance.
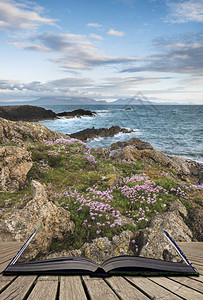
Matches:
[[1, 140, 199, 251]]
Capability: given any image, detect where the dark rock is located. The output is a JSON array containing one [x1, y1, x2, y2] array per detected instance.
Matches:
[[111, 137, 153, 150], [0, 105, 56, 121], [70, 126, 134, 142], [57, 109, 96, 118], [187, 206, 203, 241]]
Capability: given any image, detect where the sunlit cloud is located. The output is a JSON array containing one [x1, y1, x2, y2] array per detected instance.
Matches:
[[107, 28, 125, 37], [0, 0, 57, 30]]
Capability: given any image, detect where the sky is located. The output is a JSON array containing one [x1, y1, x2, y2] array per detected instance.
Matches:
[[0, 0, 202, 104]]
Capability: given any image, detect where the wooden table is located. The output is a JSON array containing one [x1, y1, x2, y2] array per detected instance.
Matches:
[[0, 242, 202, 299]]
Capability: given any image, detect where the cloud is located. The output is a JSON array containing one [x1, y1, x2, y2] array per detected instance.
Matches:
[[86, 23, 103, 28], [100, 75, 172, 90], [0, 0, 57, 30], [9, 31, 139, 70], [107, 29, 125, 37], [89, 33, 104, 40], [0, 77, 94, 93], [122, 32, 203, 74], [166, 0, 203, 23]]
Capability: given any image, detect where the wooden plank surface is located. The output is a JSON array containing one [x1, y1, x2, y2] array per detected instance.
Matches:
[[126, 276, 182, 299], [149, 276, 203, 300], [60, 276, 87, 300], [0, 242, 202, 299], [0, 275, 16, 293], [83, 276, 119, 300], [0, 276, 36, 300], [168, 276, 203, 293], [106, 276, 148, 300], [27, 276, 58, 300]]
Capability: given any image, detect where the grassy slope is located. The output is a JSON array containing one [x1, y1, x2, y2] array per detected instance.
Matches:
[[0, 138, 202, 251]]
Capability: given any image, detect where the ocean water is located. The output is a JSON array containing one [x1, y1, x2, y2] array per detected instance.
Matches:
[[37, 105, 203, 163]]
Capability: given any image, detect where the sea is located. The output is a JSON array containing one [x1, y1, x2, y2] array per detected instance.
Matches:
[[36, 105, 203, 164]]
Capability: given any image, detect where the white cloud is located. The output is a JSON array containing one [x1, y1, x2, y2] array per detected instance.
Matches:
[[9, 31, 139, 70], [0, 0, 57, 30], [86, 23, 103, 28], [166, 0, 203, 23], [89, 33, 104, 40], [107, 28, 125, 37]]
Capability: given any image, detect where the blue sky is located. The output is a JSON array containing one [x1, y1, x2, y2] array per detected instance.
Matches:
[[0, 0, 202, 104]]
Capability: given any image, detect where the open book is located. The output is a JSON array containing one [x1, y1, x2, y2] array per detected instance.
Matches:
[[4, 225, 198, 276]]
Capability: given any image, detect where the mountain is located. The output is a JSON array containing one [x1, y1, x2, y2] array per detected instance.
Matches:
[[30, 97, 107, 105], [0, 96, 185, 106], [0, 97, 107, 106]]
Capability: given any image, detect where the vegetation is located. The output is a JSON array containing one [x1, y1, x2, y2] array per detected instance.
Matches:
[[0, 138, 202, 250]]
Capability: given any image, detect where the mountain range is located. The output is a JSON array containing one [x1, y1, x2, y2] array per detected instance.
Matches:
[[0, 96, 183, 106]]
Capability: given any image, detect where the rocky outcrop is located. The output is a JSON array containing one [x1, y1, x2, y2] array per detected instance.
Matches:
[[57, 109, 96, 118], [0, 180, 75, 260], [0, 106, 96, 122], [0, 146, 33, 192], [110, 138, 203, 184], [81, 231, 134, 264], [70, 126, 134, 142], [132, 200, 193, 262], [0, 105, 56, 121], [90, 147, 111, 159], [187, 206, 203, 241], [111, 138, 153, 151], [0, 118, 67, 144]]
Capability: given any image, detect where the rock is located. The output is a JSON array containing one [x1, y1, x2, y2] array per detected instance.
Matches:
[[111, 138, 153, 151], [132, 200, 193, 262], [0, 180, 75, 260], [0, 118, 67, 144], [81, 231, 134, 264], [110, 138, 203, 184], [168, 199, 187, 218], [0, 105, 56, 121], [110, 145, 140, 161], [57, 109, 96, 118], [187, 206, 203, 241], [0, 146, 33, 192], [70, 126, 134, 142], [91, 147, 111, 159]]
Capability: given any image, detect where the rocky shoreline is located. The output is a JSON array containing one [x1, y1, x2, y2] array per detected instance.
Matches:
[[0, 105, 96, 121], [69, 126, 134, 141], [0, 117, 202, 263]]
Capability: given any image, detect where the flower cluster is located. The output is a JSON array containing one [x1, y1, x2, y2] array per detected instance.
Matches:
[[56, 187, 120, 234], [85, 155, 97, 164]]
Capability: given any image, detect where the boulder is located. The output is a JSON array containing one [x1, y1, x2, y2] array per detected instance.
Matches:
[[110, 145, 140, 161], [111, 138, 153, 151], [0, 146, 33, 192], [0, 180, 75, 260], [0, 105, 56, 121], [132, 200, 193, 262], [0, 118, 67, 144], [91, 147, 110, 159], [81, 231, 134, 264], [70, 126, 134, 142]]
